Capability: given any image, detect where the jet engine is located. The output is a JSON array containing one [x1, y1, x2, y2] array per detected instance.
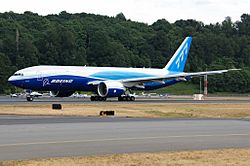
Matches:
[[97, 81, 125, 97], [50, 90, 75, 97]]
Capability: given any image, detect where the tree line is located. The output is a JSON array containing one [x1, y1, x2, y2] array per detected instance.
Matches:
[[0, 11, 249, 93]]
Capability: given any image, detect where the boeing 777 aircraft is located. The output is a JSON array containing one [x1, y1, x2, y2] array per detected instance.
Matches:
[[8, 37, 236, 101]]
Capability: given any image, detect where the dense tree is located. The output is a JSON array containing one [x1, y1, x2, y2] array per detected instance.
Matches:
[[115, 13, 126, 21], [237, 14, 250, 35], [0, 12, 250, 93]]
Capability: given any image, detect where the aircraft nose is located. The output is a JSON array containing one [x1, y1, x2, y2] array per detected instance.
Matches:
[[8, 76, 19, 86], [8, 75, 25, 88], [8, 76, 14, 83]]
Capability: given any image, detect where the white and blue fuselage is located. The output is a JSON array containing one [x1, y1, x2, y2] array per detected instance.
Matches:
[[8, 37, 233, 100], [8, 66, 183, 91]]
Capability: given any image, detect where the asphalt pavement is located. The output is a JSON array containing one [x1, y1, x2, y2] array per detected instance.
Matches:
[[0, 116, 250, 160]]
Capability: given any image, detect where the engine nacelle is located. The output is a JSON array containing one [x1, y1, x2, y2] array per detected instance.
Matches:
[[97, 81, 125, 97], [50, 90, 75, 97]]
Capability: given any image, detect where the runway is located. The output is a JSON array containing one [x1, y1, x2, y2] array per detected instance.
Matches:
[[0, 96, 250, 105], [0, 116, 250, 160]]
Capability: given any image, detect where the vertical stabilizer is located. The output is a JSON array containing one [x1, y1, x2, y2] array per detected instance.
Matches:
[[164, 37, 192, 72]]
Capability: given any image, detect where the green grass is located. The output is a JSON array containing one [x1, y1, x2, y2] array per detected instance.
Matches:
[[145, 82, 200, 95], [209, 92, 250, 97]]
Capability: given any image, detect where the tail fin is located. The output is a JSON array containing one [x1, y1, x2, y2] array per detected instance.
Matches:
[[164, 37, 192, 72]]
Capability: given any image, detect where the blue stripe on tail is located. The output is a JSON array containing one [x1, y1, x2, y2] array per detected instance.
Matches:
[[164, 37, 192, 72]]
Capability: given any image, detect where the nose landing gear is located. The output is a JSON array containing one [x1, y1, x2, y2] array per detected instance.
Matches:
[[26, 95, 33, 101]]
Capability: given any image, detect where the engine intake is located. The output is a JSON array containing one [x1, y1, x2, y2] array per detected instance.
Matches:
[[97, 81, 125, 97]]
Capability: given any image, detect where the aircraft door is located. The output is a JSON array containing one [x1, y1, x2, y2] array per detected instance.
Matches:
[[37, 72, 43, 81]]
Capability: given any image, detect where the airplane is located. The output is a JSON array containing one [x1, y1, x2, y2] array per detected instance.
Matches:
[[8, 36, 238, 101]]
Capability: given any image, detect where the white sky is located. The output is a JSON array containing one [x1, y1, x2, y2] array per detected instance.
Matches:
[[0, 0, 249, 25]]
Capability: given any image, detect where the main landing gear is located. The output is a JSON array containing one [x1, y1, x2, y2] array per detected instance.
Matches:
[[118, 89, 136, 101], [90, 96, 107, 101], [90, 95, 135, 102], [90, 90, 136, 102], [118, 95, 135, 101]]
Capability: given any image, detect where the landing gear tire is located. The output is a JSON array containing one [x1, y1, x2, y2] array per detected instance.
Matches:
[[123, 96, 128, 101], [94, 96, 99, 101], [90, 96, 106, 101], [26, 96, 33, 102], [118, 96, 123, 101], [118, 96, 135, 101], [130, 96, 135, 101]]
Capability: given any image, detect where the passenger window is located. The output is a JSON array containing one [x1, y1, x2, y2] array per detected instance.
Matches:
[[13, 73, 24, 76]]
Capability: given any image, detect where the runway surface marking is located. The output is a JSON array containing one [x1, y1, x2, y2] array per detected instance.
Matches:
[[1, 133, 249, 148]]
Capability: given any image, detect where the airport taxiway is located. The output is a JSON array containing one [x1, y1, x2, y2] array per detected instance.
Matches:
[[0, 116, 250, 160]]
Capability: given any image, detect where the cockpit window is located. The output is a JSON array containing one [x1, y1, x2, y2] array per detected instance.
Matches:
[[13, 73, 24, 76]]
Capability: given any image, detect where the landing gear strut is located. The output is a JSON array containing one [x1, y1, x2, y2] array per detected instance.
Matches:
[[90, 96, 107, 101]]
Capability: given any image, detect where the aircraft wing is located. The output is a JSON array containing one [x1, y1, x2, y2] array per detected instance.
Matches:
[[121, 69, 240, 84]]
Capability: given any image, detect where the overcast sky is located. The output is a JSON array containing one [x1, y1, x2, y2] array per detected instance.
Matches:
[[0, 0, 249, 24]]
